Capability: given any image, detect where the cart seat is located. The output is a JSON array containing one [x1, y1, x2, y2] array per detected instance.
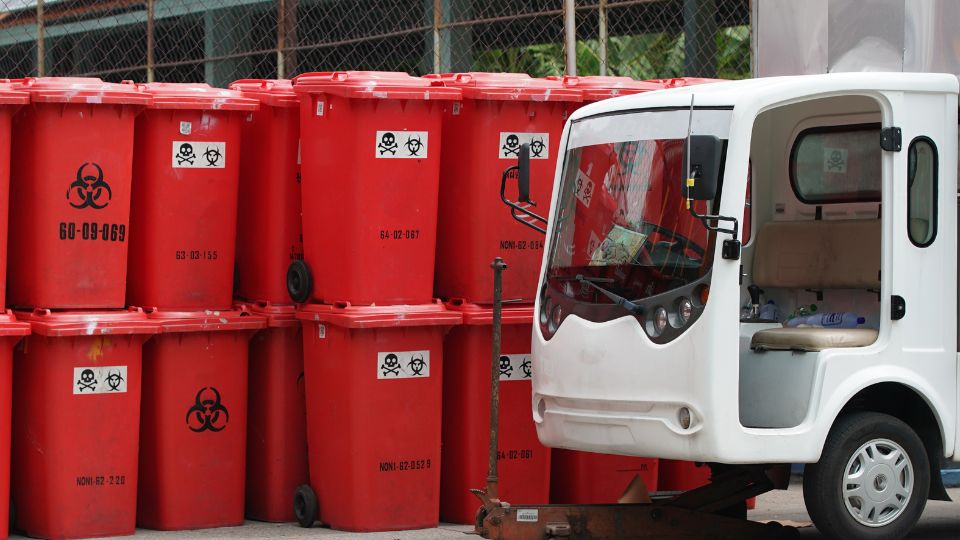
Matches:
[[751, 327, 878, 352]]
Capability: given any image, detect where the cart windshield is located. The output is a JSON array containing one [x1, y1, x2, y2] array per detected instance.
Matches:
[[545, 108, 731, 306]]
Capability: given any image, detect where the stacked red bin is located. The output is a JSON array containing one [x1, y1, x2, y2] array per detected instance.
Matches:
[[6, 78, 160, 540], [127, 83, 267, 531], [424, 73, 581, 522], [228, 79, 309, 523], [291, 71, 462, 531]]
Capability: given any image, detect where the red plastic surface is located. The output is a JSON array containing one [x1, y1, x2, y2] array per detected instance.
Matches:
[[127, 86, 248, 310], [296, 74, 455, 305], [0, 83, 28, 105], [138, 309, 262, 530], [293, 71, 460, 100], [440, 302, 550, 524], [666, 77, 725, 88], [298, 303, 459, 531], [13, 77, 151, 105], [8, 84, 144, 308], [0, 101, 22, 308], [139, 83, 258, 111], [426, 72, 581, 102], [230, 80, 303, 304], [11, 310, 155, 539], [433, 77, 576, 304], [0, 318, 26, 540], [245, 304, 307, 522], [550, 450, 659, 504], [545, 75, 667, 101]]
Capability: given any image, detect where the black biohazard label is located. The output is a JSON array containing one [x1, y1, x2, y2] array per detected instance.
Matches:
[[73, 366, 128, 395], [375, 131, 428, 159], [172, 141, 225, 168], [67, 163, 112, 210], [498, 354, 533, 381], [377, 351, 429, 379], [186, 387, 229, 432], [499, 132, 549, 160]]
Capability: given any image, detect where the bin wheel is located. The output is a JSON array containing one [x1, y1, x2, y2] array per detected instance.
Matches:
[[294, 484, 318, 528], [287, 260, 312, 304], [8, 500, 13, 532]]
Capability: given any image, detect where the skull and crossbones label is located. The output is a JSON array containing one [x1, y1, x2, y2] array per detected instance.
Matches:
[[66, 162, 112, 210], [73, 366, 128, 395], [498, 354, 533, 381], [377, 350, 430, 379], [498, 132, 550, 160], [822, 147, 848, 173], [375, 130, 429, 159], [172, 141, 226, 168]]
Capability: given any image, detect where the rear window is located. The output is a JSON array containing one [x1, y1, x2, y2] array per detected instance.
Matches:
[[790, 124, 881, 204]]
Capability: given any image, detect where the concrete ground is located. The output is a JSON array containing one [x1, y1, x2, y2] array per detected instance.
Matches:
[[10, 482, 960, 539]]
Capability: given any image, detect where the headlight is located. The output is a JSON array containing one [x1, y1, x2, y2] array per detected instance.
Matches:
[[539, 296, 552, 326], [549, 304, 563, 333], [677, 297, 693, 325], [652, 306, 668, 335]]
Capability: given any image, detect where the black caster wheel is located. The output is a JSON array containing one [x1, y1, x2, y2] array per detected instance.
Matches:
[[8, 500, 13, 532], [287, 260, 312, 304], [294, 484, 318, 528]]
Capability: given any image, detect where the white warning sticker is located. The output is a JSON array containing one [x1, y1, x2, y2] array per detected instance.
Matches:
[[375, 131, 428, 159], [317, 324, 326, 339], [377, 350, 430, 379], [497, 354, 532, 381], [172, 141, 226, 168], [73, 366, 128, 395], [179, 121, 192, 135], [823, 147, 848, 173], [516, 509, 539, 522], [499, 132, 549, 160], [574, 170, 595, 208]]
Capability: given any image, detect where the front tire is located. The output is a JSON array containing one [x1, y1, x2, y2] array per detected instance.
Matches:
[[804, 412, 929, 540]]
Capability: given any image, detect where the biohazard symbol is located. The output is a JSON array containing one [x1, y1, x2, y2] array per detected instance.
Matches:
[[203, 146, 223, 167], [77, 369, 97, 392], [176, 143, 196, 165], [404, 135, 423, 157], [502, 134, 520, 157], [530, 136, 546, 158], [408, 354, 427, 376], [378, 132, 398, 155], [381, 353, 401, 377], [521, 358, 532, 379], [105, 369, 125, 392], [499, 356, 513, 379], [67, 163, 112, 210], [186, 387, 230, 433]]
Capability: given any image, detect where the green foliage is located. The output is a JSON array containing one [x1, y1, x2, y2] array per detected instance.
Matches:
[[472, 25, 750, 80]]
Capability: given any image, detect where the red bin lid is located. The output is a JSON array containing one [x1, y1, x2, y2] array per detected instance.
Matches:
[[17, 308, 160, 337], [297, 301, 462, 329], [146, 308, 267, 333], [426, 72, 581, 102], [0, 310, 29, 337], [247, 302, 299, 328], [13, 77, 151, 106], [444, 300, 534, 326], [544, 75, 667, 100], [665, 77, 725, 88], [292, 71, 461, 100], [228, 79, 299, 108], [0, 82, 28, 106], [139, 82, 259, 111]]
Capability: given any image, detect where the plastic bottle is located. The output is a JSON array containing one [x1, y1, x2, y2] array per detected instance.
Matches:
[[786, 312, 865, 328], [759, 300, 779, 321]]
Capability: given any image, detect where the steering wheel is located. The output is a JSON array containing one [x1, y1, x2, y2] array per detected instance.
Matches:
[[636, 222, 706, 264]]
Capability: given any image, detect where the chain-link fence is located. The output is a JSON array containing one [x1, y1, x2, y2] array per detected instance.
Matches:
[[0, 0, 751, 87]]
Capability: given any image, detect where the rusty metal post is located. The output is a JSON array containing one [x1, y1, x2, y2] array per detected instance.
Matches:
[[598, 0, 608, 76], [36, 0, 45, 76], [563, 0, 576, 76], [146, 0, 155, 82], [486, 257, 507, 499], [432, 0, 441, 74]]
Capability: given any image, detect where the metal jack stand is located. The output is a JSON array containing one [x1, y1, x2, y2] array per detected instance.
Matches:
[[469, 259, 799, 540]]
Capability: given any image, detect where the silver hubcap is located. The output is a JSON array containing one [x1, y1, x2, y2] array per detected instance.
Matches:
[[842, 438, 913, 527]]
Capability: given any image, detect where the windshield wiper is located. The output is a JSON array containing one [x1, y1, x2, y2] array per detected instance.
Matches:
[[567, 274, 645, 316]]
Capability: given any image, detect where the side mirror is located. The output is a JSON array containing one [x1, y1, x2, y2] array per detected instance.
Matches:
[[517, 143, 531, 203], [681, 135, 723, 201]]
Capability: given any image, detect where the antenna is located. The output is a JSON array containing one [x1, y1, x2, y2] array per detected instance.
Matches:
[[685, 94, 695, 208]]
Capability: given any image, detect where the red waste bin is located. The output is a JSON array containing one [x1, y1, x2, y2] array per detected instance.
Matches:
[[430, 73, 580, 304], [137, 309, 265, 531], [8, 78, 150, 309], [440, 301, 550, 524], [0, 85, 27, 309], [229, 80, 303, 304], [545, 75, 665, 104], [11, 309, 158, 539], [0, 313, 28, 540], [666, 77, 724, 88], [127, 83, 258, 311], [297, 302, 461, 531], [550, 450, 658, 504], [290, 72, 461, 305], [245, 303, 308, 522]]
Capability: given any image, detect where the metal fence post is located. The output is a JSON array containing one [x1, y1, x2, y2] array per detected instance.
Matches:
[[146, 0, 155, 83], [36, 0, 44, 76], [432, 0, 441, 74], [277, 0, 286, 79], [563, 0, 576, 76], [598, 0, 608, 76]]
